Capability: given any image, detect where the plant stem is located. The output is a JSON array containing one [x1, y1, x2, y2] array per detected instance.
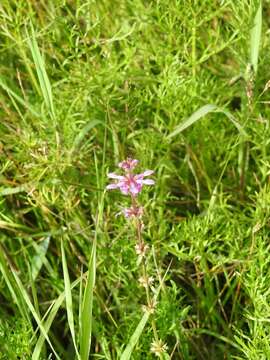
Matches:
[[131, 195, 159, 342]]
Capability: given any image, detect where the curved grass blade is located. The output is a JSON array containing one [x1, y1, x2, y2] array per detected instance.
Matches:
[[61, 239, 80, 359], [32, 276, 82, 360], [71, 120, 103, 153], [11, 270, 60, 360], [120, 312, 150, 360], [0, 245, 29, 322], [167, 104, 246, 139]]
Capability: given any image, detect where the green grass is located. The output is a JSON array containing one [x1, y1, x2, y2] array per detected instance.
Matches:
[[0, 0, 269, 358]]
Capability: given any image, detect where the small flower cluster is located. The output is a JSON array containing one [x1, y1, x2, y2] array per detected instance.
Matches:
[[106, 158, 155, 218], [106, 158, 154, 197]]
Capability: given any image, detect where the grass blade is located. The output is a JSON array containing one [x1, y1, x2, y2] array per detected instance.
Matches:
[[250, 1, 262, 73], [168, 104, 216, 138], [120, 312, 150, 360], [0, 245, 29, 322], [32, 276, 82, 360], [0, 77, 40, 117], [79, 152, 104, 359], [61, 239, 80, 358], [27, 23, 55, 119], [31, 236, 50, 281], [11, 270, 60, 359], [167, 104, 246, 139], [71, 120, 103, 153], [79, 237, 96, 360]]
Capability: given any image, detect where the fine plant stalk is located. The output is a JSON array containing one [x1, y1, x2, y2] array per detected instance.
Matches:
[[106, 158, 168, 358], [132, 195, 159, 342]]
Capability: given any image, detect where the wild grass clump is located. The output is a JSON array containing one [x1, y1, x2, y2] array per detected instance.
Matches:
[[0, 0, 269, 359]]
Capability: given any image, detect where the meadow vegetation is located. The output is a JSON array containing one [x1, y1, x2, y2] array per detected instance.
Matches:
[[0, 0, 269, 359]]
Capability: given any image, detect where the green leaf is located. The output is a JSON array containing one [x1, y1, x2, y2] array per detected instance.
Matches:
[[167, 104, 246, 139], [0, 245, 29, 322], [71, 120, 103, 152], [61, 239, 80, 358], [27, 23, 55, 119], [79, 156, 104, 360], [31, 236, 50, 281], [250, 1, 262, 74], [32, 276, 82, 360], [79, 238, 96, 360], [11, 270, 60, 359], [0, 77, 40, 117], [120, 312, 150, 360]]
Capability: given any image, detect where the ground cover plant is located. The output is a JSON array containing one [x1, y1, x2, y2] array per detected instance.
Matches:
[[0, 0, 270, 359]]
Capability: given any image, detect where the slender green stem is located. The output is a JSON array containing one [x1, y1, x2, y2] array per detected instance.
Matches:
[[131, 195, 159, 342]]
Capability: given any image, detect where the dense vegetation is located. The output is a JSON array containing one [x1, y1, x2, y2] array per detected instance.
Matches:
[[0, 1, 269, 359]]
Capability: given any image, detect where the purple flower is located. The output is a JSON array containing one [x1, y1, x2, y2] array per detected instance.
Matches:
[[106, 169, 155, 196], [118, 158, 139, 171]]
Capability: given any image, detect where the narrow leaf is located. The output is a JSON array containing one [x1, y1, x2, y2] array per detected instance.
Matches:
[[79, 162, 104, 360], [0, 77, 40, 117], [168, 104, 217, 138], [120, 312, 150, 360], [250, 1, 262, 73], [12, 270, 60, 359], [31, 236, 50, 280], [0, 246, 29, 322], [61, 239, 80, 358], [79, 239, 96, 360], [27, 23, 55, 118], [32, 276, 82, 360], [71, 120, 103, 152], [168, 104, 246, 139]]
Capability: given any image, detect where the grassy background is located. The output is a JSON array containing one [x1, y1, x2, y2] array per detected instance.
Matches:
[[0, 0, 270, 359]]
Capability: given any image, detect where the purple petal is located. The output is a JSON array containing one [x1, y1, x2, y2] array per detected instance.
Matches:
[[143, 170, 154, 176], [130, 182, 142, 195], [107, 173, 124, 180], [142, 179, 155, 185], [130, 159, 139, 168], [106, 184, 119, 190], [119, 185, 130, 195], [134, 173, 145, 180]]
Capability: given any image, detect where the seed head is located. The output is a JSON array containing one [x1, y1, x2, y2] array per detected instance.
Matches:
[[138, 275, 154, 288], [150, 339, 168, 358], [135, 242, 149, 259], [142, 298, 157, 314]]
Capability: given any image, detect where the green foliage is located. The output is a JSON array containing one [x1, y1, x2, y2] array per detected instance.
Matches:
[[0, 0, 269, 358], [0, 317, 32, 359]]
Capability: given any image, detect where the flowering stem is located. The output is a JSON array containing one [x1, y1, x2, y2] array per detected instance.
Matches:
[[132, 195, 159, 342], [106, 158, 167, 356]]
